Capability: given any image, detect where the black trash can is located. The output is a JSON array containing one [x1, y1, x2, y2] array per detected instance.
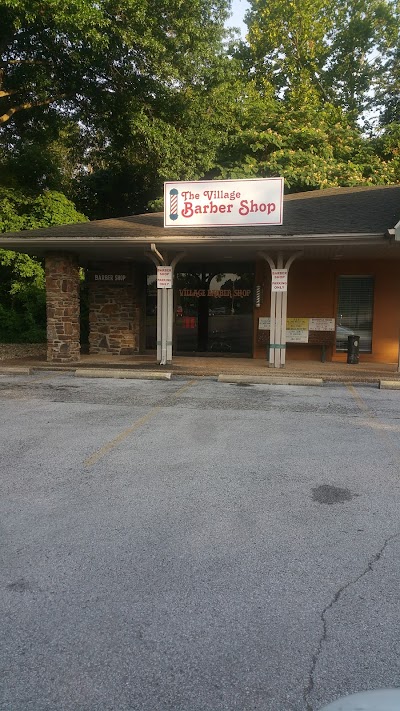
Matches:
[[347, 334, 360, 364]]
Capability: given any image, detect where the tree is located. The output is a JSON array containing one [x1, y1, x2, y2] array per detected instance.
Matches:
[[213, 78, 400, 191], [74, 56, 250, 217], [378, 34, 400, 125], [0, 0, 237, 217], [244, 0, 398, 121], [212, 0, 400, 192], [0, 187, 87, 342]]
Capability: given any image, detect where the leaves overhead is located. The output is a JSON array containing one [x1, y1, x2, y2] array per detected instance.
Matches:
[[0, 0, 398, 217], [244, 0, 399, 118]]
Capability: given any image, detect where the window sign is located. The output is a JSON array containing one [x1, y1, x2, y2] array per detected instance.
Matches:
[[258, 317, 271, 330], [286, 329, 309, 343], [309, 318, 335, 331]]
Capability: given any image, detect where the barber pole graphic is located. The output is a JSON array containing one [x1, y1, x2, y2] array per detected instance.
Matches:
[[169, 188, 179, 221]]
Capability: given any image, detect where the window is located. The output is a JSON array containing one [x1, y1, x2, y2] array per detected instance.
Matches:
[[336, 276, 374, 353]]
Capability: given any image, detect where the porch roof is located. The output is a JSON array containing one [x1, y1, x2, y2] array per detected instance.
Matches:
[[0, 185, 399, 264]]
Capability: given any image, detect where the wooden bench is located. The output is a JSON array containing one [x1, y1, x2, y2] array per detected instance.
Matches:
[[257, 329, 335, 362]]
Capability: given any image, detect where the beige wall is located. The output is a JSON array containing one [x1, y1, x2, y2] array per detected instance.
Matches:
[[253, 259, 400, 363]]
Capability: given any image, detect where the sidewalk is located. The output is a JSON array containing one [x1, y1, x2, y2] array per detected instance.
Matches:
[[1, 352, 400, 383]]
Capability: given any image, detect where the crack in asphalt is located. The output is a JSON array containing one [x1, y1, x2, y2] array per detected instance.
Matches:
[[303, 531, 400, 711]]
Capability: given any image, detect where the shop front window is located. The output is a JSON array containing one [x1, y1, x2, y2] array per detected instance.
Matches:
[[336, 275, 374, 352], [146, 264, 254, 354]]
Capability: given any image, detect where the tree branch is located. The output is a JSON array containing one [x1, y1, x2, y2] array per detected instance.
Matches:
[[0, 89, 18, 98], [5, 59, 46, 65], [0, 95, 66, 124]]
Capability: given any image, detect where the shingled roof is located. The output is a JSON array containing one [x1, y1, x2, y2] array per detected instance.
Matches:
[[1, 185, 400, 241]]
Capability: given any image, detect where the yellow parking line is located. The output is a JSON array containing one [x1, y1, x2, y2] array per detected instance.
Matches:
[[85, 379, 198, 468], [346, 383, 372, 416], [346, 383, 400, 448]]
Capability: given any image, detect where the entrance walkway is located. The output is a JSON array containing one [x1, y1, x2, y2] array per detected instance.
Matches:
[[1, 352, 400, 382]]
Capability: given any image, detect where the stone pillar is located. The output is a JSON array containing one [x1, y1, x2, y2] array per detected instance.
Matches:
[[45, 253, 81, 363]]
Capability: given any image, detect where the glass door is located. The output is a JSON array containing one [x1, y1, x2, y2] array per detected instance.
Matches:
[[174, 265, 254, 354]]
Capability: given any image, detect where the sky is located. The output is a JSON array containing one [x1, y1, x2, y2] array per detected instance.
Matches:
[[226, 0, 250, 37]]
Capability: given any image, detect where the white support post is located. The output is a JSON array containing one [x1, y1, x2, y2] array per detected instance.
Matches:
[[160, 287, 168, 365], [282, 251, 302, 367], [269, 289, 276, 367], [156, 287, 162, 361], [147, 246, 186, 366], [258, 252, 277, 367], [167, 252, 186, 364], [281, 290, 288, 367], [274, 253, 283, 368], [274, 292, 281, 368], [258, 250, 302, 369], [166, 288, 173, 363]]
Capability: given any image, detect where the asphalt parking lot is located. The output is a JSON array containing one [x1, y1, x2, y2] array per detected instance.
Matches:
[[1, 372, 400, 711]]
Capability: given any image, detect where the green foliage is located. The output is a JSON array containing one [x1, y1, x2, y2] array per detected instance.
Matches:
[[0, 186, 87, 342], [0, 290, 46, 343], [244, 0, 398, 120], [0, 186, 87, 232], [0, 0, 398, 222], [216, 92, 400, 191], [0, 0, 233, 216], [0, 249, 46, 342]]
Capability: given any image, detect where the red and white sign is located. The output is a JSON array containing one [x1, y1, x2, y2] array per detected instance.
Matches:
[[271, 269, 288, 292], [157, 266, 173, 289], [164, 178, 284, 227]]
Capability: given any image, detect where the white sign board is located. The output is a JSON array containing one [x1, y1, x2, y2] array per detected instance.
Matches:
[[309, 318, 335, 331], [286, 329, 309, 343], [164, 178, 284, 227], [157, 266, 173, 289], [258, 317, 271, 330], [271, 269, 288, 292]]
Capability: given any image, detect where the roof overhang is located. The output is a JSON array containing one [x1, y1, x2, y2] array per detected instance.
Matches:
[[0, 231, 399, 265]]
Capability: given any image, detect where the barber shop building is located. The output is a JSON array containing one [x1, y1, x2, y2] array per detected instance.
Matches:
[[1, 180, 400, 368]]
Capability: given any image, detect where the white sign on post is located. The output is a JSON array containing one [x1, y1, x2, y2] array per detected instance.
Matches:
[[157, 266, 173, 289], [271, 269, 288, 292]]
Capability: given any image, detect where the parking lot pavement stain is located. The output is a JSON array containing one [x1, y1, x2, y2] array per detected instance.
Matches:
[[311, 484, 359, 505], [6, 579, 34, 593]]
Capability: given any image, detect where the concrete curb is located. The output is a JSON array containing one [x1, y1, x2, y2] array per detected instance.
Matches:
[[74, 368, 172, 381], [218, 374, 323, 386], [32, 366, 77, 372], [379, 380, 400, 390], [0, 366, 31, 375]]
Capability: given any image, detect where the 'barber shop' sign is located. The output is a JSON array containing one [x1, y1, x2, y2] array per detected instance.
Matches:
[[164, 178, 284, 228]]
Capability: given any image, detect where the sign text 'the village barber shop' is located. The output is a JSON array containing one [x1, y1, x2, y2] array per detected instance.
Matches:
[[164, 178, 284, 228]]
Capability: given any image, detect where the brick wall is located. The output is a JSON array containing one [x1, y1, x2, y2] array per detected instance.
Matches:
[[45, 253, 80, 363], [88, 268, 142, 355]]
